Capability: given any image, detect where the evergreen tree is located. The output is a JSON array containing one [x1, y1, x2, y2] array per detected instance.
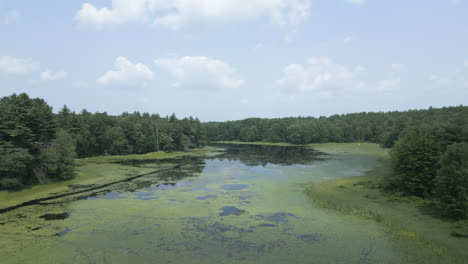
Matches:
[[434, 143, 468, 219]]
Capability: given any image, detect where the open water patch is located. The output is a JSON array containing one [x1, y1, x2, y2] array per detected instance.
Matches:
[[40, 212, 70, 221], [221, 184, 249, 191], [197, 194, 217, 200], [219, 206, 246, 216]]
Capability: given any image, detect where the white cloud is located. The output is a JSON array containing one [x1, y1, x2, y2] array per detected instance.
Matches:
[[2, 10, 20, 25], [75, 0, 149, 28], [254, 43, 264, 50], [429, 74, 450, 86], [75, 0, 311, 29], [344, 36, 353, 44], [391, 63, 408, 73], [154, 56, 244, 89], [40, 70, 68, 81], [377, 78, 400, 92], [0, 56, 36, 74], [97, 57, 154, 86], [346, 0, 367, 5], [277, 57, 365, 92]]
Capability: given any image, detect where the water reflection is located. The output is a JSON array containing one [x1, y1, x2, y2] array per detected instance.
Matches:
[[208, 144, 326, 166], [95, 144, 325, 198]]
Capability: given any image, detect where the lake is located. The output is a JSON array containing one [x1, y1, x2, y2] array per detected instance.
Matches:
[[0, 144, 438, 263]]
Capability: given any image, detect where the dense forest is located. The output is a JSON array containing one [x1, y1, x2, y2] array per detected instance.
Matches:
[[1, 93, 466, 219], [0, 93, 205, 190], [205, 107, 468, 219]]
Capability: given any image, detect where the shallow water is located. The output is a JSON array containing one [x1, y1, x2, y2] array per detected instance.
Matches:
[[0, 144, 445, 263]]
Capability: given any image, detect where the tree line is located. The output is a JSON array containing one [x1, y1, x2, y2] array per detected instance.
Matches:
[[205, 107, 468, 219], [0, 93, 205, 190]]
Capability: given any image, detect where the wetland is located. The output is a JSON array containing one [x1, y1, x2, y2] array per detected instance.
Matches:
[[0, 143, 465, 263]]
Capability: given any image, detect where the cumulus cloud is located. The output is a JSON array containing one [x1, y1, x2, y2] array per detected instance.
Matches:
[[75, 0, 311, 29], [254, 43, 264, 50], [391, 63, 408, 73], [154, 56, 244, 89], [97, 57, 154, 86], [75, 0, 149, 28], [346, 0, 367, 5], [429, 74, 450, 86], [377, 78, 400, 92], [40, 70, 68, 81], [277, 57, 365, 92], [0, 56, 36, 74], [344, 36, 353, 44], [2, 10, 20, 25]]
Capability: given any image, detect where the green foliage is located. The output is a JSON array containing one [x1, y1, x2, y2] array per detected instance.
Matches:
[[0, 143, 32, 189], [39, 130, 77, 181], [434, 143, 468, 219], [57, 110, 205, 157], [0, 94, 78, 189], [388, 129, 441, 197], [204, 106, 468, 148], [0, 93, 56, 154]]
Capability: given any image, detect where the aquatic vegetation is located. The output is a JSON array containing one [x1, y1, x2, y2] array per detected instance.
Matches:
[[1, 143, 465, 263], [305, 146, 468, 263]]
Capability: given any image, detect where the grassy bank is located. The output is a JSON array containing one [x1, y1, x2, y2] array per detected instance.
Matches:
[[305, 144, 468, 262], [0, 147, 219, 208]]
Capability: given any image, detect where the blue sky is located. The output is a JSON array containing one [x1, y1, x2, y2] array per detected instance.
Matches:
[[1, 0, 467, 121]]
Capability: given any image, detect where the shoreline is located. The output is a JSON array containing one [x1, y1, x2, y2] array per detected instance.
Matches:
[[305, 152, 468, 263]]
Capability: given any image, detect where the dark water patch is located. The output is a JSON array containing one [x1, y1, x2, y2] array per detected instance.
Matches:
[[208, 143, 328, 167], [40, 212, 70, 220], [197, 194, 217, 200], [137, 196, 159, 200], [239, 201, 251, 206], [153, 217, 291, 260], [359, 246, 375, 264], [238, 195, 255, 200], [221, 184, 249, 191], [219, 206, 246, 216], [298, 233, 324, 243], [168, 199, 185, 203], [258, 223, 278, 228], [183, 219, 254, 236], [124, 248, 140, 256], [255, 212, 297, 223], [56, 227, 73, 237], [31, 227, 42, 231]]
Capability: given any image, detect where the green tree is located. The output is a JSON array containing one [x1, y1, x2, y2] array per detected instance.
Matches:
[[434, 143, 468, 219], [38, 130, 77, 181], [0, 143, 32, 189], [388, 129, 441, 197]]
